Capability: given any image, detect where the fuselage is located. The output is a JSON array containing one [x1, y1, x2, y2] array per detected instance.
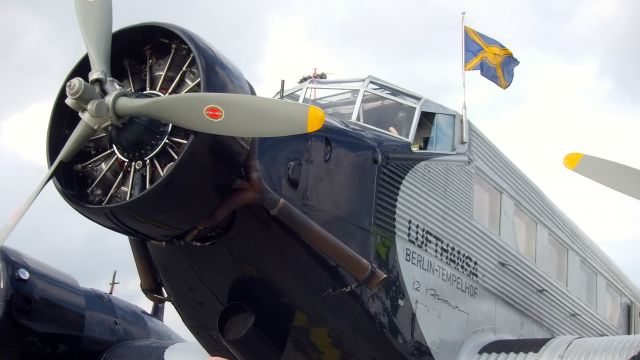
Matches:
[[146, 77, 640, 359]]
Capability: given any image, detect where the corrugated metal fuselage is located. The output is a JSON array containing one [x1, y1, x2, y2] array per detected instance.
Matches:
[[150, 119, 638, 359]]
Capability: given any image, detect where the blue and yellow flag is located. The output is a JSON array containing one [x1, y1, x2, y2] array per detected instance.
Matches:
[[464, 26, 519, 89]]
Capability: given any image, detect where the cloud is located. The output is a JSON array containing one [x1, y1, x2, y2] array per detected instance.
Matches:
[[253, 13, 347, 95], [2, 0, 640, 350], [0, 2, 80, 119], [0, 101, 53, 167], [562, 0, 640, 104]]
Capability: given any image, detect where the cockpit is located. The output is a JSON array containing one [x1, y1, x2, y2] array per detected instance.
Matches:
[[279, 76, 463, 153]]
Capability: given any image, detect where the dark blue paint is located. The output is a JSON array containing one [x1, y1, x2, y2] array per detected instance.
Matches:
[[0, 247, 180, 358]]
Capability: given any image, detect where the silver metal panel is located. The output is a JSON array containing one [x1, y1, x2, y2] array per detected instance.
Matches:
[[472, 335, 640, 360], [469, 124, 640, 303], [391, 159, 554, 359], [469, 124, 640, 333], [472, 336, 575, 360], [383, 124, 640, 360], [563, 335, 640, 359], [376, 162, 415, 235], [395, 159, 619, 336]]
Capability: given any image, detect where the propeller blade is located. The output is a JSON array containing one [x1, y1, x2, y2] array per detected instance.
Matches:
[[0, 164, 56, 246], [74, 0, 112, 77], [0, 120, 96, 246], [113, 93, 325, 137], [564, 153, 640, 200]]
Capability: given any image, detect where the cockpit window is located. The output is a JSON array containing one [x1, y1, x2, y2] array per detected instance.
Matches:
[[303, 88, 359, 122], [412, 111, 455, 152], [281, 76, 462, 145], [283, 89, 302, 102], [367, 82, 421, 106], [358, 91, 414, 138]]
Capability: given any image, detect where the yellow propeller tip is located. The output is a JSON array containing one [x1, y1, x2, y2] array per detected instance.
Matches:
[[307, 106, 325, 133], [564, 153, 584, 170]]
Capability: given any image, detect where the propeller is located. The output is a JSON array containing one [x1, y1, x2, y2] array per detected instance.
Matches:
[[74, 0, 113, 79], [564, 153, 640, 200], [0, 0, 325, 245], [114, 93, 325, 137]]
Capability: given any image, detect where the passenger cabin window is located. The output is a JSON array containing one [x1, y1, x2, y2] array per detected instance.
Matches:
[[542, 236, 568, 286], [358, 91, 414, 138], [412, 112, 455, 152], [601, 284, 622, 325], [575, 260, 597, 309], [513, 206, 536, 261], [473, 176, 501, 235]]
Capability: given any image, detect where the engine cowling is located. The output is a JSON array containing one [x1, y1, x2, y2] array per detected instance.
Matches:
[[47, 23, 252, 241]]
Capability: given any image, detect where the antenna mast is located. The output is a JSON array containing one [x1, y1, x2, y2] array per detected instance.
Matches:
[[461, 11, 469, 144], [108, 270, 119, 295]]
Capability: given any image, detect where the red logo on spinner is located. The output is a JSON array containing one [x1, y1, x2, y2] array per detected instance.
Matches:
[[203, 105, 224, 121]]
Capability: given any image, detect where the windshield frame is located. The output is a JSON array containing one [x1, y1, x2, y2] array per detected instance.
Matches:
[[281, 76, 423, 141]]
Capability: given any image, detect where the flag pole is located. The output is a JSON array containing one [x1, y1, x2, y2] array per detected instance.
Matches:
[[461, 11, 469, 144]]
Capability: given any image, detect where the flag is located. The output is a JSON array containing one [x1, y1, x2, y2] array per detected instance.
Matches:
[[464, 26, 519, 89]]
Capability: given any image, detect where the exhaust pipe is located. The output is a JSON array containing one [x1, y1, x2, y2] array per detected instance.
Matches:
[[185, 140, 388, 291]]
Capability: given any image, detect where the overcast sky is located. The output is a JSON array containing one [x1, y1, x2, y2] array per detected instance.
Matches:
[[1, 0, 639, 343]]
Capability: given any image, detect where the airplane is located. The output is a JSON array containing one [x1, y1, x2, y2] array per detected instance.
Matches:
[[0, 245, 218, 359], [2, 0, 640, 359]]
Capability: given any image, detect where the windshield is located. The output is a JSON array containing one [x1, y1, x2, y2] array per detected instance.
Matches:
[[291, 79, 419, 139], [303, 88, 359, 122], [279, 76, 460, 152], [357, 91, 415, 138]]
